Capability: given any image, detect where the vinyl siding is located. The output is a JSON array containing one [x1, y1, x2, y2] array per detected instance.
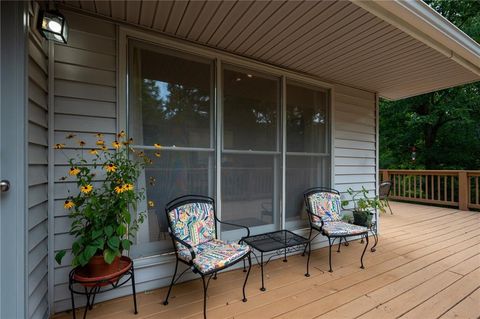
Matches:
[[52, 11, 120, 312], [27, 11, 49, 319], [52, 10, 377, 313], [333, 85, 377, 200]]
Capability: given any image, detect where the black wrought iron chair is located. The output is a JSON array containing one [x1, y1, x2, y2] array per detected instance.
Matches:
[[163, 195, 252, 319], [379, 181, 393, 214], [303, 187, 369, 272]]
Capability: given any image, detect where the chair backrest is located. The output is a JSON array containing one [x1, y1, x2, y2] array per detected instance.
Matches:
[[379, 181, 392, 199], [165, 195, 217, 251], [304, 187, 342, 223]]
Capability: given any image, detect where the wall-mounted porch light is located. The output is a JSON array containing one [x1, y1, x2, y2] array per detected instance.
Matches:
[[38, 10, 68, 44]]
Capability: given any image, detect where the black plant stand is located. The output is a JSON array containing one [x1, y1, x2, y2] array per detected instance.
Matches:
[[68, 256, 138, 319], [242, 230, 311, 291]]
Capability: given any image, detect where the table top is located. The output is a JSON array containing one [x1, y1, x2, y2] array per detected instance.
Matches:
[[242, 229, 309, 253]]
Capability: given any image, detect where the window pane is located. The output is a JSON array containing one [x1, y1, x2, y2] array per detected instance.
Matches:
[[223, 67, 279, 151], [286, 83, 328, 153], [285, 155, 331, 227], [130, 43, 213, 148], [131, 150, 213, 258], [128, 41, 215, 258], [221, 154, 280, 230]]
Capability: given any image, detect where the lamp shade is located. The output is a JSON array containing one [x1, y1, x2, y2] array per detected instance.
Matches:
[[38, 10, 68, 44]]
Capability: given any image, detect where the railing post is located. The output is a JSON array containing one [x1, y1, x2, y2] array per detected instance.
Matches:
[[458, 171, 469, 211], [382, 170, 389, 182]]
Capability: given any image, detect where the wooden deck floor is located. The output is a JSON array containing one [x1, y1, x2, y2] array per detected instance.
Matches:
[[54, 202, 480, 319]]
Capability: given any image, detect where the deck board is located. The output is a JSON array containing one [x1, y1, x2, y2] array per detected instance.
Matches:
[[53, 203, 480, 319]]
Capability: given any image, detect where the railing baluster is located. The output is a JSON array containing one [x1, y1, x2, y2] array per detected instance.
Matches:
[[414, 175, 417, 198], [437, 175, 440, 201], [444, 175, 447, 202], [450, 175, 454, 203], [426, 174, 429, 200], [430, 175, 435, 199], [475, 176, 480, 205]]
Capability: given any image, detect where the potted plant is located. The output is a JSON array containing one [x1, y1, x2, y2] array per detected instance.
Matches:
[[341, 186, 385, 227], [54, 132, 158, 276]]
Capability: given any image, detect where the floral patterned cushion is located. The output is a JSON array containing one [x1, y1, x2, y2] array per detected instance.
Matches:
[[168, 202, 216, 250], [307, 192, 342, 222], [178, 239, 250, 273], [313, 220, 367, 236]]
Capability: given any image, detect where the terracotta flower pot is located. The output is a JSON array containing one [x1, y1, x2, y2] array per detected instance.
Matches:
[[85, 255, 121, 278]]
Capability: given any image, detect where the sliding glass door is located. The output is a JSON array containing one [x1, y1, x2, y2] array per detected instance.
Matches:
[[221, 66, 281, 238]]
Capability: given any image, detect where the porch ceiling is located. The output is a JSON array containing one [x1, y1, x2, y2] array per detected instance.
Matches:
[[59, 0, 480, 100]]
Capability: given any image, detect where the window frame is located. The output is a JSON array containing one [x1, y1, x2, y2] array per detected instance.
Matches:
[[119, 26, 335, 263]]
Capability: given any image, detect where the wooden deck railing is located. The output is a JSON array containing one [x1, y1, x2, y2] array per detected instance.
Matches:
[[380, 169, 480, 211]]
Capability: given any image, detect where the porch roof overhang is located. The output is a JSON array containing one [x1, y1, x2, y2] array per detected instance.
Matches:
[[59, 0, 480, 100]]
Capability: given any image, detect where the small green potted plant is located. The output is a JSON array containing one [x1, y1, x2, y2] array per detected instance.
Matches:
[[54, 132, 159, 276], [341, 186, 385, 227]]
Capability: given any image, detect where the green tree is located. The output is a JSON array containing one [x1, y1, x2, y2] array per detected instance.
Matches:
[[380, 0, 480, 170]]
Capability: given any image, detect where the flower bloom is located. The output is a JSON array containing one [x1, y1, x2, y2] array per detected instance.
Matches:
[[96, 140, 105, 146], [112, 141, 121, 149], [95, 133, 104, 138], [64, 200, 75, 209], [104, 163, 117, 172], [117, 130, 126, 138], [154, 152, 161, 158], [154, 143, 162, 149], [66, 133, 76, 139], [78, 140, 86, 147], [69, 167, 81, 176], [80, 184, 93, 194], [101, 146, 108, 151], [148, 200, 155, 208], [89, 149, 98, 155], [114, 185, 125, 194], [123, 183, 134, 191], [54, 144, 65, 149]]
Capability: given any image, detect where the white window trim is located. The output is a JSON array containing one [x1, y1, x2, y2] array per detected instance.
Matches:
[[117, 25, 339, 263]]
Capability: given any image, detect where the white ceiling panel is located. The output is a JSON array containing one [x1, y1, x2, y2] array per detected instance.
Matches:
[[59, 0, 479, 100]]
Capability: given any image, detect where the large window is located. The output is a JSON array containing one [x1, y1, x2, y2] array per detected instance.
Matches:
[[285, 82, 330, 228], [221, 66, 281, 236], [128, 40, 330, 258], [128, 41, 215, 257]]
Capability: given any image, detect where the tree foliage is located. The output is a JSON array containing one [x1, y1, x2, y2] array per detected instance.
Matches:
[[380, 0, 480, 170]]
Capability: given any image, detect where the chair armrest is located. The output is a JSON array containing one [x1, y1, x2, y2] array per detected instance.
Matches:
[[306, 209, 324, 227], [169, 230, 196, 260], [215, 218, 250, 242]]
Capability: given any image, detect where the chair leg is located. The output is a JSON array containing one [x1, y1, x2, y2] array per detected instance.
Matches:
[[328, 237, 333, 272], [242, 254, 252, 302], [163, 258, 179, 305], [360, 233, 369, 269], [213, 272, 217, 280], [302, 228, 313, 256], [305, 242, 311, 277], [386, 199, 393, 214], [337, 237, 342, 253], [201, 275, 207, 319]]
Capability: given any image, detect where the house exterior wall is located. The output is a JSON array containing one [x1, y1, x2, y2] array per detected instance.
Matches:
[[48, 11, 378, 312], [27, 5, 50, 319]]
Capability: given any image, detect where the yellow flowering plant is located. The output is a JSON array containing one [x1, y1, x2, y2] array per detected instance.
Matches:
[[55, 132, 156, 268]]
